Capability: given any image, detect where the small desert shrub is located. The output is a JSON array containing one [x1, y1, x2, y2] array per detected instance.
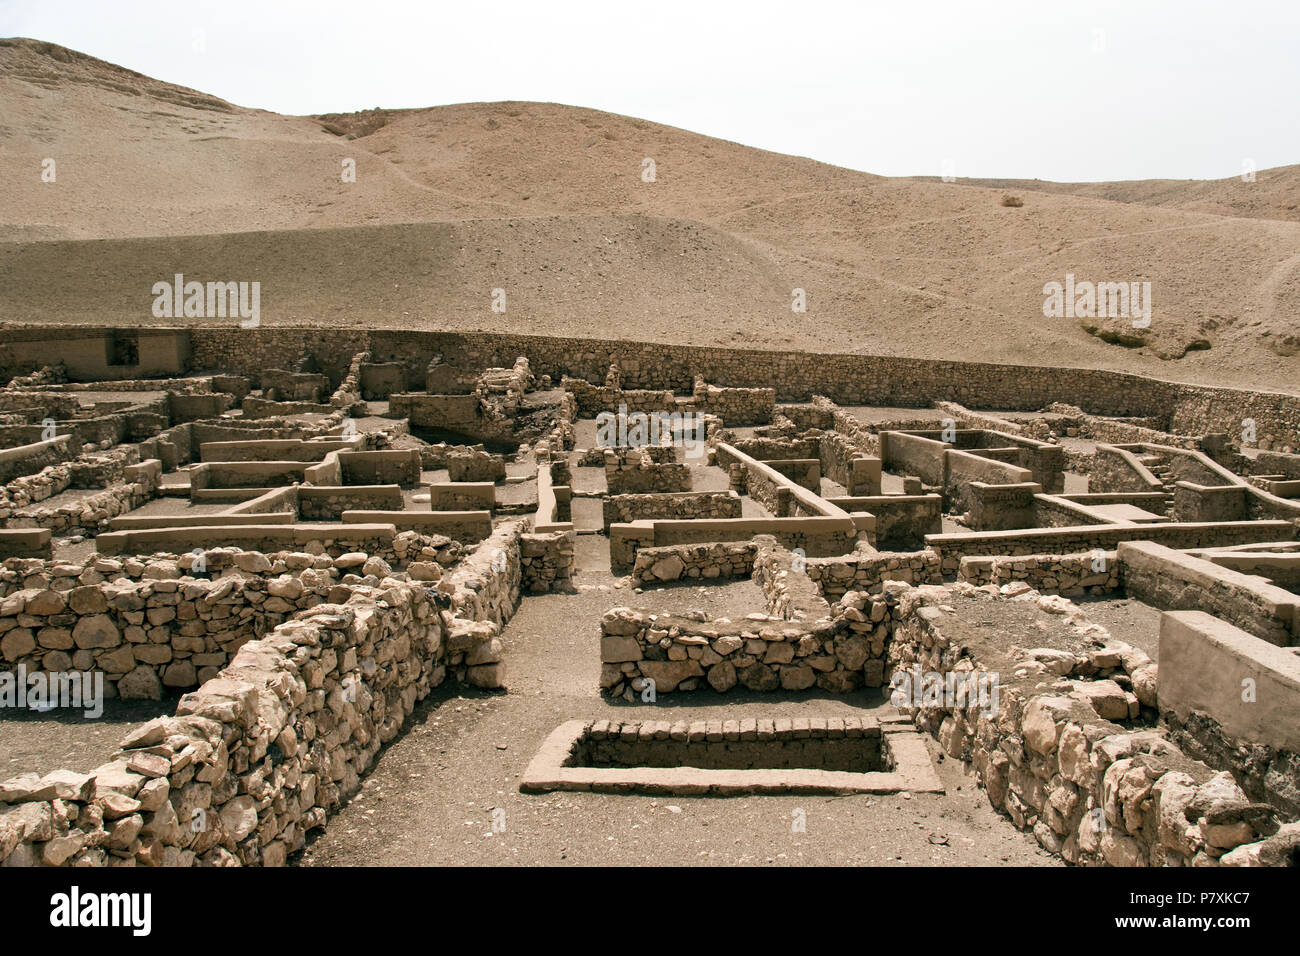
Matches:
[[1001, 194, 1024, 207]]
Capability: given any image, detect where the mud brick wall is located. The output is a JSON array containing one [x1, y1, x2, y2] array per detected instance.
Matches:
[[603, 491, 741, 531], [885, 584, 1295, 867], [957, 551, 1120, 595], [806, 550, 943, 601]]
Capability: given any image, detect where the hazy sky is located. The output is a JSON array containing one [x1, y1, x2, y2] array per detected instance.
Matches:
[[4, 0, 1298, 182]]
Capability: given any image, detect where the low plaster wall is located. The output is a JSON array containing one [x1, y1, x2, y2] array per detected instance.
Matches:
[[341, 510, 492, 544], [1159, 610, 1300, 815], [1118, 541, 1299, 646], [338, 449, 422, 488], [828, 494, 941, 550], [927, 520, 1297, 575]]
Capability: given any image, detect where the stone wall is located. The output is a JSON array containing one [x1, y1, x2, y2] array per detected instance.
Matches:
[[602, 491, 741, 531], [886, 582, 1295, 867], [0, 436, 74, 484], [447, 448, 506, 483], [689, 379, 775, 426], [965, 481, 1041, 531], [2, 460, 162, 536], [519, 530, 576, 593], [0, 531, 464, 695], [957, 551, 1120, 595], [610, 516, 859, 575], [631, 541, 757, 586], [296, 486, 405, 521], [806, 550, 943, 601], [604, 448, 691, 495], [1091, 445, 1164, 494], [20, 327, 1295, 449], [0, 581, 451, 866], [751, 538, 833, 623], [599, 595, 883, 699], [1033, 494, 1117, 528], [429, 482, 494, 512]]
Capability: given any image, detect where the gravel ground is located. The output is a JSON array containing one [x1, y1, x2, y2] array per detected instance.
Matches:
[[296, 535, 1057, 867]]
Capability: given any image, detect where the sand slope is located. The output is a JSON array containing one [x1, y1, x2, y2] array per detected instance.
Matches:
[[1, 37, 1297, 391]]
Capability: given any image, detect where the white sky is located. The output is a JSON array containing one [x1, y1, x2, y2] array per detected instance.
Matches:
[[3, 0, 1298, 182]]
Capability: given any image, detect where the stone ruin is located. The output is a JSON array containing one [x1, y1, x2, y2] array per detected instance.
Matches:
[[0, 324, 1297, 868]]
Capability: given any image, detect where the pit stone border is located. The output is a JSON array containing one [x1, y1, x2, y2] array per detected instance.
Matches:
[[520, 717, 944, 796]]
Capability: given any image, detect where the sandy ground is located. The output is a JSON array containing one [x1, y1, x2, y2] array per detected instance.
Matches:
[[296, 536, 1059, 867], [0, 696, 182, 777], [2, 39, 1298, 389]]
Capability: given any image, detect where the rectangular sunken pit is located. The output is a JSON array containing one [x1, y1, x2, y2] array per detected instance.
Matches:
[[521, 717, 944, 796]]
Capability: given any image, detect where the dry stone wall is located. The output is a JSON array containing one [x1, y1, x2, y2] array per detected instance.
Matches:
[[599, 600, 885, 700], [603, 491, 741, 531], [886, 582, 1296, 867]]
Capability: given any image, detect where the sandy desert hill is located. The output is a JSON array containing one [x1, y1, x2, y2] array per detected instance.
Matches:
[[1, 37, 1298, 392]]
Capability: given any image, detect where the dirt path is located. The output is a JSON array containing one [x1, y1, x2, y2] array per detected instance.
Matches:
[[297, 537, 1057, 866]]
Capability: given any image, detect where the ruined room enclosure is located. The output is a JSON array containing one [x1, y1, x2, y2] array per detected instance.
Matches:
[[0, 326, 1297, 868]]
